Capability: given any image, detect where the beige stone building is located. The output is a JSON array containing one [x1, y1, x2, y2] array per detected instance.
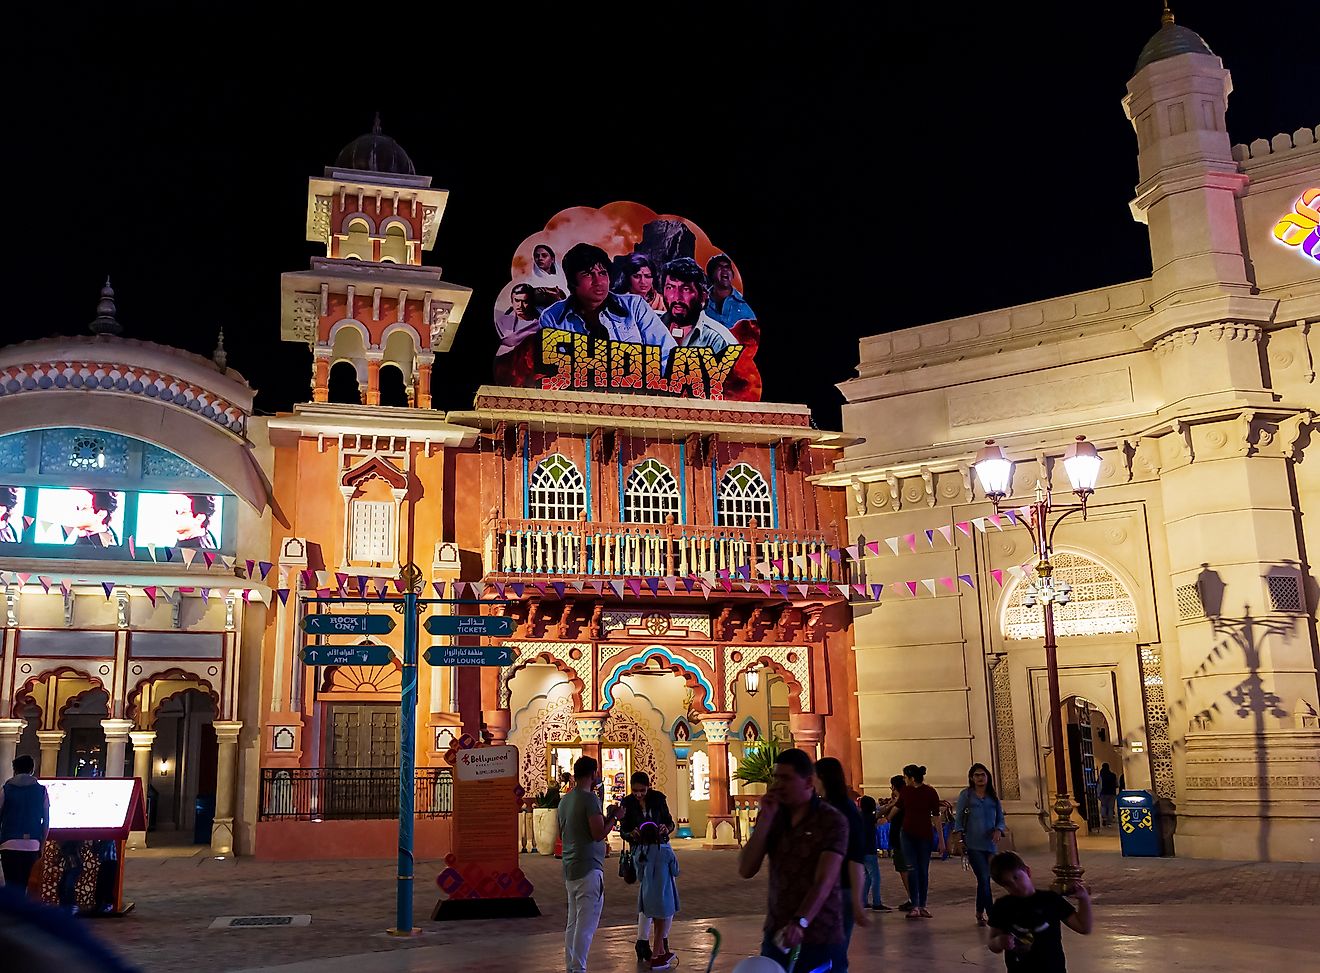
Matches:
[[826, 13, 1319, 861]]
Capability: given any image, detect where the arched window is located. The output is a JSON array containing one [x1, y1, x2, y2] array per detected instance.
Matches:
[[528, 454, 585, 521], [689, 749, 710, 802], [1003, 552, 1138, 640], [624, 459, 679, 524], [342, 218, 372, 260], [379, 223, 408, 264], [718, 463, 772, 528], [328, 361, 362, 404]]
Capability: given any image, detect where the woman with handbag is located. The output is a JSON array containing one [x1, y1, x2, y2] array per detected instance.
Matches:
[[951, 763, 1008, 927], [619, 772, 675, 962]]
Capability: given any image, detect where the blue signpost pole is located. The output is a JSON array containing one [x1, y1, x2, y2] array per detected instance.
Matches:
[[395, 585, 419, 935]]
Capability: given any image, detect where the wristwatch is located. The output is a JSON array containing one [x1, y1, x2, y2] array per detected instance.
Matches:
[[794, 916, 809, 929]]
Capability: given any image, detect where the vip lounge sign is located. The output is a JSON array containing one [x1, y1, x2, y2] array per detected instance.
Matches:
[[1272, 188, 1320, 264]]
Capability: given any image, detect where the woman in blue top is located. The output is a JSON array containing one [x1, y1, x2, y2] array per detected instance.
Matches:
[[952, 762, 1007, 927], [634, 821, 679, 969]]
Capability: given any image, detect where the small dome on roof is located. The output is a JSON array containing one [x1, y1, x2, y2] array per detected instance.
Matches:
[[1134, 7, 1213, 73], [334, 114, 416, 175]]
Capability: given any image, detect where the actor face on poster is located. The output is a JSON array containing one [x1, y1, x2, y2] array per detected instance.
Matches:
[[660, 257, 738, 354]]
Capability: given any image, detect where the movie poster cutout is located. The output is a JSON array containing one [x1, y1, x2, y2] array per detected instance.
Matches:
[[135, 492, 224, 551], [493, 201, 762, 401], [34, 488, 126, 547], [0, 486, 26, 542]]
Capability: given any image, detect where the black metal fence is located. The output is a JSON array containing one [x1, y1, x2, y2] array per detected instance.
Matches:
[[259, 767, 453, 821]]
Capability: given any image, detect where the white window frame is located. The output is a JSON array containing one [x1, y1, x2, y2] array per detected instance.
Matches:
[[624, 459, 680, 524], [718, 463, 772, 528], [528, 454, 585, 522], [349, 499, 396, 563]]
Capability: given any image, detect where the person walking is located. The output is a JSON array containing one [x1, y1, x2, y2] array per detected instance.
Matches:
[[857, 796, 890, 912], [633, 821, 680, 970], [1098, 764, 1118, 827], [952, 763, 1008, 926], [737, 748, 847, 972], [813, 757, 870, 971], [887, 764, 943, 919], [881, 774, 913, 911], [0, 756, 50, 898], [558, 755, 620, 973], [618, 771, 675, 962]]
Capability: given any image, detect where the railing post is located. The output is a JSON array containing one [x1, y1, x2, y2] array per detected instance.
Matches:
[[665, 514, 677, 577], [578, 512, 588, 574]]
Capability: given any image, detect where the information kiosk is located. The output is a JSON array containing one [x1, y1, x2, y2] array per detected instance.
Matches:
[[35, 778, 146, 916]]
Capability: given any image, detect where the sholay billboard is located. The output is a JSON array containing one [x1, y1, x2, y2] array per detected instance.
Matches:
[[492, 202, 762, 401]]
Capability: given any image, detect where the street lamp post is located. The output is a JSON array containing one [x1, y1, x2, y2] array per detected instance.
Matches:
[[973, 435, 1102, 894]]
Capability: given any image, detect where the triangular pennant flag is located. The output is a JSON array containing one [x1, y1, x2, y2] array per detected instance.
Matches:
[[590, 581, 604, 595], [431, 581, 446, 599], [836, 584, 851, 599], [180, 547, 197, 568], [17, 573, 31, 588], [937, 525, 954, 545], [318, 587, 332, 599], [163, 546, 174, 561], [551, 581, 566, 598], [392, 577, 406, 593], [795, 584, 810, 599], [955, 521, 972, 537], [988, 514, 1004, 531], [884, 537, 900, 556], [676, 576, 691, 593], [738, 565, 751, 580], [663, 577, 677, 595], [925, 529, 935, 547], [245, 559, 256, 579], [22, 515, 34, 528], [815, 583, 831, 594], [59, 524, 71, 541], [808, 551, 822, 565], [147, 544, 157, 562], [471, 583, 487, 600], [972, 518, 987, 533], [626, 578, 642, 596], [261, 562, 274, 581], [644, 577, 659, 596], [128, 536, 137, 559], [775, 583, 790, 599], [222, 556, 236, 570], [791, 555, 807, 571], [844, 545, 860, 561], [1018, 506, 1034, 525], [720, 578, 733, 592], [333, 572, 347, 593], [920, 578, 937, 596], [870, 583, 884, 601], [939, 576, 957, 592], [755, 560, 772, 576], [510, 583, 526, 597], [200, 587, 211, 604], [700, 583, 710, 601], [143, 585, 157, 606], [101, 581, 114, 599], [38, 576, 52, 594], [571, 581, 586, 593], [828, 548, 842, 563], [865, 541, 881, 556], [990, 568, 1005, 587], [905, 581, 919, 597], [610, 580, 626, 599], [958, 574, 974, 588], [494, 582, 506, 599], [904, 533, 918, 553], [203, 551, 216, 568], [759, 582, 773, 595], [158, 586, 174, 601], [59, 579, 71, 598], [739, 582, 753, 592], [852, 583, 867, 597], [771, 559, 785, 573], [1003, 510, 1018, 526]]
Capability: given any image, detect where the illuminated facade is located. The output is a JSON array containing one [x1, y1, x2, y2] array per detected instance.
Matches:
[[828, 13, 1320, 861], [247, 125, 862, 859], [0, 293, 271, 855]]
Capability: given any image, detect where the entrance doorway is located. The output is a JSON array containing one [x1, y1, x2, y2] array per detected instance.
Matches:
[[324, 703, 400, 820], [1047, 696, 1122, 848], [601, 746, 632, 808]]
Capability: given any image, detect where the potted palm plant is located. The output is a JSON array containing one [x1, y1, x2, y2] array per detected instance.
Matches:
[[532, 783, 561, 856], [734, 739, 781, 787]]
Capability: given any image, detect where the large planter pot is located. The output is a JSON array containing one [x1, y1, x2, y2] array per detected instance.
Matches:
[[533, 807, 559, 856]]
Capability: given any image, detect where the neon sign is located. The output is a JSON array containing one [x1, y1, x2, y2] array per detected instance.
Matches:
[[1272, 188, 1320, 264]]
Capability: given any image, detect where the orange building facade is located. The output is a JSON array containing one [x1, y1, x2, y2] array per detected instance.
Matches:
[[247, 127, 863, 859]]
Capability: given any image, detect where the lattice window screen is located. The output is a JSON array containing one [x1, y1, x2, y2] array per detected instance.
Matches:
[[1004, 552, 1138, 640], [350, 501, 395, 562], [1266, 575, 1303, 613], [1176, 583, 1204, 620]]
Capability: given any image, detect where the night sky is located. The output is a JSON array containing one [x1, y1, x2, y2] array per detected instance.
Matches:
[[12, 2, 1316, 431]]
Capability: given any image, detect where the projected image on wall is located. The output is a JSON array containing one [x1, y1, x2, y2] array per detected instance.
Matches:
[[0, 486, 26, 542], [34, 488, 126, 547], [135, 492, 223, 550]]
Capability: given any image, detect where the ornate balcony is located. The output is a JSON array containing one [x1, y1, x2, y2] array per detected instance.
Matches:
[[485, 517, 841, 583]]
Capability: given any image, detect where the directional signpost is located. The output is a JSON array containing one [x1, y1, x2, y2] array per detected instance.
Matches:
[[423, 615, 514, 638], [423, 644, 514, 667], [301, 613, 397, 636], [299, 643, 395, 666]]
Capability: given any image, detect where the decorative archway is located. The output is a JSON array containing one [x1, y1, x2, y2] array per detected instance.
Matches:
[[14, 667, 108, 731], [722, 647, 811, 714], [599, 645, 716, 712], [498, 643, 588, 710], [126, 668, 221, 728], [999, 550, 1140, 641]]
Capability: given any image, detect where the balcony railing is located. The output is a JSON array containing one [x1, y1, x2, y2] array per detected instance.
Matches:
[[485, 519, 841, 583], [258, 767, 452, 822]]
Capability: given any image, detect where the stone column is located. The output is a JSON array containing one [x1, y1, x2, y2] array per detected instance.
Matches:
[[365, 359, 381, 406], [789, 712, 826, 760], [483, 708, 511, 745], [36, 730, 64, 778], [312, 355, 330, 403], [702, 714, 737, 849], [416, 363, 432, 409], [100, 719, 135, 778], [211, 721, 243, 856], [128, 731, 157, 849], [673, 742, 693, 838], [0, 719, 25, 785]]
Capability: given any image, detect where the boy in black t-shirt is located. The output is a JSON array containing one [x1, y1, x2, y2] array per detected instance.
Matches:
[[987, 852, 1092, 972]]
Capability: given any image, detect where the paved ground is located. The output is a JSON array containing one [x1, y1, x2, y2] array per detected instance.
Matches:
[[39, 845, 1320, 971]]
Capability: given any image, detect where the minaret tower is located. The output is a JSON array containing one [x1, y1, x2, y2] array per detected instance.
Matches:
[[280, 116, 472, 407]]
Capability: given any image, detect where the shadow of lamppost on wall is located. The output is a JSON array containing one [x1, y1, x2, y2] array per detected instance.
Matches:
[[1186, 564, 1293, 861]]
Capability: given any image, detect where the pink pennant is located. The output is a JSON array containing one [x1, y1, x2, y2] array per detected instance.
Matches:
[[939, 576, 957, 592], [317, 587, 332, 599], [852, 583, 867, 597], [38, 576, 52, 594], [590, 581, 605, 595], [988, 514, 1004, 531], [865, 541, 881, 556], [663, 577, 677, 595], [720, 578, 733, 592], [814, 583, 831, 595], [808, 551, 822, 565], [990, 569, 1005, 587], [16, 573, 31, 588], [905, 581, 919, 597], [937, 525, 954, 545], [58, 579, 71, 598], [904, 533, 918, 553], [393, 577, 407, 593], [128, 536, 137, 559], [22, 515, 34, 528], [759, 582, 774, 595], [143, 585, 157, 606], [955, 521, 972, 537], [845, 545, 860, 560], [623, 578, 639, 596], [771, 559, 785, 573], [203, 551, 217, 568]]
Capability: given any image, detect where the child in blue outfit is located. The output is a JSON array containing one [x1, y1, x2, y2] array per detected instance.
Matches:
[[634, 821, 680, 970]]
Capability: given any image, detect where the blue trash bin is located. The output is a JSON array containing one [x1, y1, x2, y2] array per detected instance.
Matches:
[[1117, 790, 1162, 856]]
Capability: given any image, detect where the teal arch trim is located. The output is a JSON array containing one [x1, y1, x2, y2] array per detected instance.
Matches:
[[601, 647, 715, 712]]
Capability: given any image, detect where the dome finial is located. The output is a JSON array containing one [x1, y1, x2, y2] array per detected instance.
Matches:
[[89, 277, 122, 336], [1162, 1, 1175, 25], [212, 326, 228, 371], [372, 111, 382, 135]]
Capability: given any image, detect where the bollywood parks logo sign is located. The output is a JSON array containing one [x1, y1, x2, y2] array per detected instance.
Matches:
[[491, 202, 762, 401], [1272, 188, 1320, 264]]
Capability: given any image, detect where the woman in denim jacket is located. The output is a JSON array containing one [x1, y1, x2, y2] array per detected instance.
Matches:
[[952, 763, 1007, 926]]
